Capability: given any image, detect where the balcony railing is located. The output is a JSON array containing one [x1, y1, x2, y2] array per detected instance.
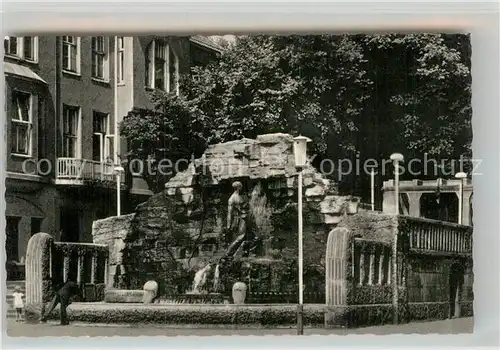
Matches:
[[56, 158, 123, 185], [402, 216, 473, 256]]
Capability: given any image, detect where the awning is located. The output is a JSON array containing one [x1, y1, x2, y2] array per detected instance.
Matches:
[[4, 61, 47, 84]]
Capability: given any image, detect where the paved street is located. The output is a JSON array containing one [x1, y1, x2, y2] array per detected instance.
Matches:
[[6, 317, 473, 337]]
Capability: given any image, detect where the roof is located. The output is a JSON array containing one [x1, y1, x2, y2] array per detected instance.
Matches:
[[4, 61, 46, 84], [189, 36, 224, 54]]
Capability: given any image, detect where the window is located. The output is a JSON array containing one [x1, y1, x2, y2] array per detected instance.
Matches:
[[145, 39, 179, 94], [92, 111, 113, 162], [11, 91, 32, 156], [4, 36, 18, 56], [117, 37, 125, 83], [4, 36, 38, 61], [23, 37, 37, 61], [62, 36, 80, 74], [91, 36, 109, 80], [62, 105, 80, 158]]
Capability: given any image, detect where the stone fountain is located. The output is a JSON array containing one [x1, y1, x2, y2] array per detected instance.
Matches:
[[92, 133, 361, 304]]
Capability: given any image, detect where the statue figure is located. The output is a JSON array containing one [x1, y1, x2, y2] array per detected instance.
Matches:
[[225, 181, 251, 256]]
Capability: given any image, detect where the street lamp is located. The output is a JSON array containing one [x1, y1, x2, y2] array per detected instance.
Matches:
[[455, 172, 467, 225], [366, 165, 377, 211], [389, 152, 403, 325], [114, 166, 125, 216], [293, 135, 311, 336]]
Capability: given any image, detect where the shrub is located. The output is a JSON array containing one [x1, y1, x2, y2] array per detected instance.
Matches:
[[43, 304, 327, 327]]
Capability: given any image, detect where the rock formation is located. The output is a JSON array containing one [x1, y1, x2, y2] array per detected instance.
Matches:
[[93, 133, 361, 298]]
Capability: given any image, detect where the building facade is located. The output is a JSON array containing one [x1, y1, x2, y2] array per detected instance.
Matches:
[[382, 179, 473, 226], [4, 35, 221, 279]]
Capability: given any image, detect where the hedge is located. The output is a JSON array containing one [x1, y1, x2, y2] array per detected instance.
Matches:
[[325, 304, 398, 328], [39, 304, 327, 327], [407, 302, 449, 321]]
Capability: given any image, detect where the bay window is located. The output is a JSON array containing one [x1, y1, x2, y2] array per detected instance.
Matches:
[[11, 91, 32, 156]]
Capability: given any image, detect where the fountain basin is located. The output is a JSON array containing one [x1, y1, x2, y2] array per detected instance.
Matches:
[[156, 293, 230, 304]]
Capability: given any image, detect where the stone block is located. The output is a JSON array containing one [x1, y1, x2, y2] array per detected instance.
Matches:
[[256, 132, 293, 145], [306, 184, 326, 198], [286, 176, 296, 188], [320, 196, 346, 214], [303, 175, 314, 187], [323, 214, 344, 225], [105, 289, 144, 303]]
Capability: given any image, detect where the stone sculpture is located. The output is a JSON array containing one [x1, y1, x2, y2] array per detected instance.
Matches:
[[232, 282, 247, 304], [143, 280, 159, 304], [225, 181, 259, 257]]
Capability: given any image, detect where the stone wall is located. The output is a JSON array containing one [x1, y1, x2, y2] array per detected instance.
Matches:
[[324, 212, 473, 327], [92, 214, 135, 287], [92, 133, 361, 297]]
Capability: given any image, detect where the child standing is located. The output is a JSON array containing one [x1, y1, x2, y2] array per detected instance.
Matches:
[[12, 286, 24, 322]]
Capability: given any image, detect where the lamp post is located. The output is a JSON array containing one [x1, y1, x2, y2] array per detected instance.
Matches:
[[371, 168, 375, 211], [293, 135, 311, 336], [389, 153, 404, 324], [455, 172, 467, 225], [366, 166, 377, 211], [114, 166, 125, 216]]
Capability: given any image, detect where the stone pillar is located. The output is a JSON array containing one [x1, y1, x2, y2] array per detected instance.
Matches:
[[368, 250, 375, 285], [25, 232, 54, 322], [462, 192, 472, 226], [387, 255, 392, 285], [359, 252, 365, 285], [104, 256, 109, 286], [382, 185, 396, 214], [406, 192, 422, 218], [77, 252, 84, 284], [324, 227, 351, 328], [90, 254, 98, 284], [378, 252, 384, 285], [63, 254, 70, 282]]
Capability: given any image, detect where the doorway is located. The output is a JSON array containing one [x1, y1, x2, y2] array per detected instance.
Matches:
[[60, 208, 80, 242], [6, 216, 21, 262], [449, 262, 464, 318]]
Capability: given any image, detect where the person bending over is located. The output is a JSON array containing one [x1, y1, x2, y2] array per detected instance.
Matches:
[[40, 280, 84, 325]]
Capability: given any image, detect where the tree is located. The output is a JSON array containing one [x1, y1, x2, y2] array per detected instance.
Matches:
[[183, 35, 371, 156], [359, 34, 472, 180], [120, 34, 472, 198], [119, 91, 208, 192]]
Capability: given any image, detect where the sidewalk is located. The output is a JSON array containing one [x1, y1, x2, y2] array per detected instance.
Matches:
[[6, 317, 473, 337]]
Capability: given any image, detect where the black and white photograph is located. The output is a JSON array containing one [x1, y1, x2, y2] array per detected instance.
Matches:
[[4, 31, 475, 337]]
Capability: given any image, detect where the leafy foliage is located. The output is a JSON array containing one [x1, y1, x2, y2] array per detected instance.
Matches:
[[120, 34, 472, 198]]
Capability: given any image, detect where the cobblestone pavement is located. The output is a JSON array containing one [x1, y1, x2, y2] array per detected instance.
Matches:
[[5, 317, 473, 337]]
